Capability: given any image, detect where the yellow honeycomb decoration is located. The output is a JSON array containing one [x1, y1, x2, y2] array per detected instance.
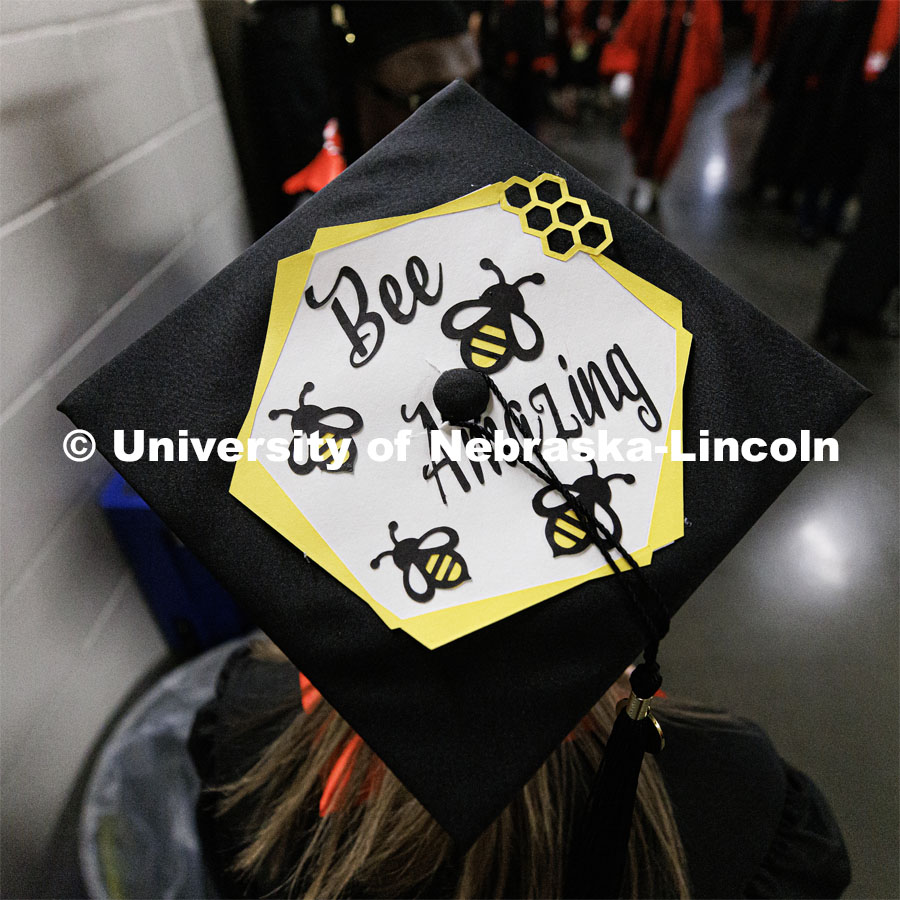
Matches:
[[499, 173, 613, 262]]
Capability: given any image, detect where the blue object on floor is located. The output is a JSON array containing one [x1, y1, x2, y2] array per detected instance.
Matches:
[[100, 474, 251, 655]]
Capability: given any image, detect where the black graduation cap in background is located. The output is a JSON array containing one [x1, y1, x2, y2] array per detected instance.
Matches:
[[59, 82, 866, 854]]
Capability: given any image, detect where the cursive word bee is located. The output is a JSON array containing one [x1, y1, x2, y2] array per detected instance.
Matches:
[[532, 461, 636, 556], [370, 521, 470, 602], [441, 258, 545, 373], [269, 382, 363, 475]]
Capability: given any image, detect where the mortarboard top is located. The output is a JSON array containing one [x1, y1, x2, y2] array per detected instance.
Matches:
[[60, 81, 867, 848]]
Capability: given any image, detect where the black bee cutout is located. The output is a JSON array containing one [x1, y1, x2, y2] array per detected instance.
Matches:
[[532, 461, 636, 557], [441, 258, 545, 373], [370, 521, 470, 603], [268, 382, 363, 475]]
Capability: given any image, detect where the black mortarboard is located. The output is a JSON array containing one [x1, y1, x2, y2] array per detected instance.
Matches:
[[59, 82, 866, 856]]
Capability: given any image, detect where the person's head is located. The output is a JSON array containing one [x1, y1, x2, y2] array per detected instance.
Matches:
[[219, 641, 689, 899], [329, 2, 481, 158]]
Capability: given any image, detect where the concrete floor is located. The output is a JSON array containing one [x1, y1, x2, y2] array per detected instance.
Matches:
[[540, 57, 899, 899]]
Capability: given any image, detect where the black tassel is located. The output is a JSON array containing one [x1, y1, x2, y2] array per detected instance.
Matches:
[[566, 658, 665, 899]]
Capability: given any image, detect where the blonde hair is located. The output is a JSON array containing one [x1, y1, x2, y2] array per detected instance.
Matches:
[[218, 641, 690, 899]]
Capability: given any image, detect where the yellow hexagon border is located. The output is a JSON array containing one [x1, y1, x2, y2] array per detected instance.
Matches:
[[230, 179, 691, 649], [500, 174, 613, 261]]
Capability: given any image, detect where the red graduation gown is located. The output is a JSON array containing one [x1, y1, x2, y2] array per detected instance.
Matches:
[[602, 0, 723, 181]]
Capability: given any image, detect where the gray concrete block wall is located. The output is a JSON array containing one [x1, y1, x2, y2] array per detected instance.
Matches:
[[0, 0, 252, 891]]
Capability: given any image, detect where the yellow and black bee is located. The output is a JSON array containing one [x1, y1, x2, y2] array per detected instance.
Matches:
[[532, 461, 636, 557], [370, 521, 470, 602], [269, 381, 363, 475], [441, 257, 545, 373]]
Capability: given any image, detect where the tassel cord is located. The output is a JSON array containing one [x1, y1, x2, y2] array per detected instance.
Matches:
[[464, 376, 670, 652], [444, 372, 671, 898], [460, 375, 669, 898]]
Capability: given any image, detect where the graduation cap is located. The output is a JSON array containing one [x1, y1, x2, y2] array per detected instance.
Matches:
[[59, 82, 866, 890]]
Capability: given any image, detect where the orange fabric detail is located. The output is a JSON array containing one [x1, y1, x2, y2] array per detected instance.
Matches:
[[599, 42, 639, 76], [320, 733, 364, 817], [299, 671, 384, 817], [865, 0, 900, 81], [532, 54, 557, 74], [298, 671, 323, 713], [743, 1, 799, 68], [282, 118, 346, 196], [563, 0, 595, 45], [282, 148, 346, 195]]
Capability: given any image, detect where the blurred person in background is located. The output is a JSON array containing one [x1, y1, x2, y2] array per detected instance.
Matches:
[[598, 0, 722, 218], [232, 2, 479, 232], [742, 0, 800, 74], [747, 0, 897, 243], [816, 47, 899, 356], [476, 0, 555, 134], [249, 1, 481, 208], [238, 1, 335, 229], [329, 2, 481, 161], [548, 1, 625, 122]]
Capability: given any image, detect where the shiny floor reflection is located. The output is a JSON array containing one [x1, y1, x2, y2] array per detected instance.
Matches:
[[542, 55, 899, 900]]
